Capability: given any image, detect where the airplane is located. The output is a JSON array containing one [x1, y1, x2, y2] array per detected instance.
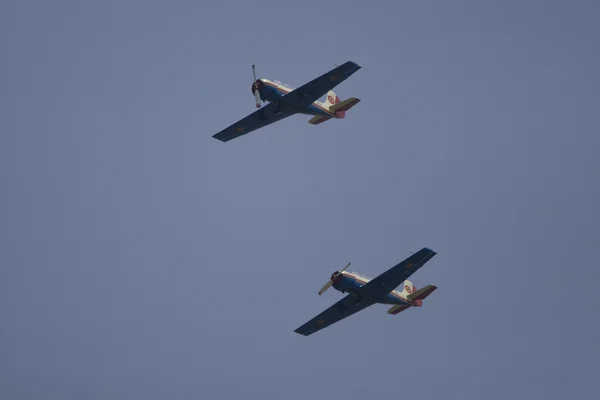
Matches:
[[212, 61, 362, 142], [294, 247, 438, 336]]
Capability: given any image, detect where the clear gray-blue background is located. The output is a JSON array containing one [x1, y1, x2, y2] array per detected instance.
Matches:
[[2, 0, 599, 398]]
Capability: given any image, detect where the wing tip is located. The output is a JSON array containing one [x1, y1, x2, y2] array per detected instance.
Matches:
[[212, 131, 237, 142], [294, 328, 312, 336], [423, 247, 437, 255]]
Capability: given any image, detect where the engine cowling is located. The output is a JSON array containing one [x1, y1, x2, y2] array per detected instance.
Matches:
[[251, 80, 264, 95], [330, 271, 343, 284]]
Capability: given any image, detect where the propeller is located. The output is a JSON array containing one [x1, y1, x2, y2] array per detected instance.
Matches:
[[318, 262, 351, 295], [252, 64, 261, 108]]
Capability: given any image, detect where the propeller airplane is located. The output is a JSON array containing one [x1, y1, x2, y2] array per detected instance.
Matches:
[[295, 247, 439, 336], [212, 61, 362, 142]]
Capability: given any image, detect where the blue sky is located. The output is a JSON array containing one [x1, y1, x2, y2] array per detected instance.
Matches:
[[1, 0, 599, 398]]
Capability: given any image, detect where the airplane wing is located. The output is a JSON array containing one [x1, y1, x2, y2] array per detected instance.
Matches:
[[280, 61, 362, 109], [212, 101, 294, 142], [357, 247, 437, 300], [294, 294, 377, 336]]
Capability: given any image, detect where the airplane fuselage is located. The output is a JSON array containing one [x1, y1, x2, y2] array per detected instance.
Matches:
[[253, 79, 336, 118], [332, 271, 412, 306]]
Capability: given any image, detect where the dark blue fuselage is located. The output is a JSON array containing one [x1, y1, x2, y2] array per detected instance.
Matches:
[[332, 273, 411, 306], [257, 79, 333, 118]]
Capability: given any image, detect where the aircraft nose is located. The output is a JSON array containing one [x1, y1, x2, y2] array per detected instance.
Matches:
[[251, 80, 263, 93], [331, 271, 342, 284]]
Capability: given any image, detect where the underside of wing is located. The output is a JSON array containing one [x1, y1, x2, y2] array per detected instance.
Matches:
[[358, 247, 437, 300], [282, 61, 361, 110], [212, 102, 293, 142], [294, 294, 376, 336]]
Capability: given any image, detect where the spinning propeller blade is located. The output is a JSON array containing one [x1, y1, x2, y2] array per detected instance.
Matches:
[[252, 64, 261, 108], [317, 280, 333, 296]]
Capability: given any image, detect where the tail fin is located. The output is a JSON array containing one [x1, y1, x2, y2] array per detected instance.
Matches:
[[407, 285, 437, 305], [323, 91, 360, 118], [323, 91, 338, 109], [401, 280, 416, 297], [387, 281, 437, 315], [402, 280, 437, 307]]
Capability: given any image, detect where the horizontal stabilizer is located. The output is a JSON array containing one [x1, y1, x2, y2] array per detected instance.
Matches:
[[387, 304, 411, 315], [330, 97, 360, 113], [308, 115, 332, 125], [407, 285, 437, 302]]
